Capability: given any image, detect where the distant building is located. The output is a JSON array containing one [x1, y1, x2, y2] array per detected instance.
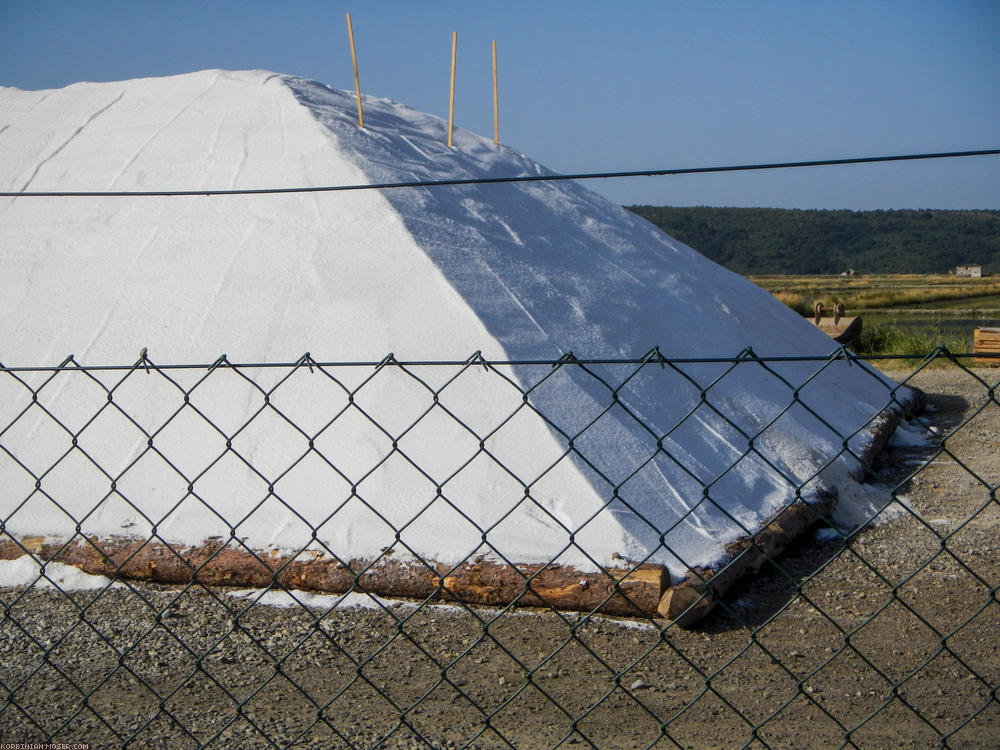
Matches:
[[956, 264, 982, 278]]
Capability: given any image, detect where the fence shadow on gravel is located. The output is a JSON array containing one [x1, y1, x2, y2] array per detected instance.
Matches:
[[1, 348, 997, 749]]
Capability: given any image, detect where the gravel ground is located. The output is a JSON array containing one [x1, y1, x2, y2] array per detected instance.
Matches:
[[2, 364, 998, 749]]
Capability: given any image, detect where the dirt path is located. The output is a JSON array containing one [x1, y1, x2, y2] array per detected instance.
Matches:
[[2, 366, 998, 749]]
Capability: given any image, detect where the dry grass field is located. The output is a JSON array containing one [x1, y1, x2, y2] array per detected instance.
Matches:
[[748, 274, 1000, 316], [749, 274, 1000, 358]]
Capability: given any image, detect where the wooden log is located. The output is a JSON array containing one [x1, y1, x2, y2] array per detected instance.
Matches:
[[852, 395, 922, 481], [974, 328, 1000, 366], [657, 386, 924, 628], [657, 486, 838, 627], [436, 562, 665, 617], [657, 567, 715, 625], [0, 536, 664, 618], [0, 486, 836, 627]]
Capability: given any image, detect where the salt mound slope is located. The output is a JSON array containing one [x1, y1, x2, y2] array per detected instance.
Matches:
[[0, 70, 902, 579]]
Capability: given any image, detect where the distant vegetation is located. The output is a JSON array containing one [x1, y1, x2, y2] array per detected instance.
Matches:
[[849, 323, 969, 359], [747, 274, 1000, 358], [625, 206, 1000, 275], [747, 274, 1000, 314]]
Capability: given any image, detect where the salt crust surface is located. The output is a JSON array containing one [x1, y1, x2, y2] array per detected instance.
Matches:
[[0, 555, 121, 591], [0, 70, 906, 578]]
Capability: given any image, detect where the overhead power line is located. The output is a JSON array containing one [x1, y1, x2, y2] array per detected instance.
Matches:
[[2, 149, 997, 198]]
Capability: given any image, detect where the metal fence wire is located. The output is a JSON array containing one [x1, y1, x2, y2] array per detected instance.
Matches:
[[0, 348, 997, 749]]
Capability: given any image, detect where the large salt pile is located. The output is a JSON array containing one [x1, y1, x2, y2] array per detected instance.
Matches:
[[0, 71, 910, 614]]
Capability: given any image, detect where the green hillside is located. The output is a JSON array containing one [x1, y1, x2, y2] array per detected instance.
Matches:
[[625, 206, 1000, 275]]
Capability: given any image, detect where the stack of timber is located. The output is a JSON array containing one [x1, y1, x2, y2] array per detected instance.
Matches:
[[973, 328, 1000, 365]]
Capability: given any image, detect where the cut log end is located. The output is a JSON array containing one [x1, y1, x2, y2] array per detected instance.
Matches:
[[657, 570, 714, 626]]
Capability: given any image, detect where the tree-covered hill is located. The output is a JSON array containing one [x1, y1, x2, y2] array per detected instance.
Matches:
[[625, 206, 1000, 275]]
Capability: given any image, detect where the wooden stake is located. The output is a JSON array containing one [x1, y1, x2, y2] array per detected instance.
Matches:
[[448, 31, 457, 147], [492, 40, 499, 145], [346, 13, 364, 128]]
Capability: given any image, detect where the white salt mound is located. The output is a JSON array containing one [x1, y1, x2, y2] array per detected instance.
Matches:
[[0, 70, 909, 580]]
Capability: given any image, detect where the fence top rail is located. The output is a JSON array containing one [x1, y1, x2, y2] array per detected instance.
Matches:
[[0, 347, 991, 373]]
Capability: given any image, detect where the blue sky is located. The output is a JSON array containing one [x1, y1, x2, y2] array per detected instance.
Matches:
[[1, 0, 997, 210]]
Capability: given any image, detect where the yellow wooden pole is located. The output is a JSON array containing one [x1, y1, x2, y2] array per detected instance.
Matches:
[[492, 41, 499, 146], [346, 13, 364, 128], [448, 31, 457, 147]]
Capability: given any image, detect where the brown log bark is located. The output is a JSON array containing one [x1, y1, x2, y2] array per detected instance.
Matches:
[[0, 536, 665, 618], [854, 389, 924, 481], [435, 562, 665, 617], [658, 486, 838, 627], [655, 390, 925, 627]]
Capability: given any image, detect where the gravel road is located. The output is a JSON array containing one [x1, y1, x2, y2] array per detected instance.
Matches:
[[2, 365, 998, 749]]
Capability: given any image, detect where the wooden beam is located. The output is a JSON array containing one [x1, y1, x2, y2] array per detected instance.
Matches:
[[658, 488, 839, 626]]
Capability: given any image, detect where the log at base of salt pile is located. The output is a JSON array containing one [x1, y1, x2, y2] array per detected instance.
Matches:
[[657, 487, 838, 627], [0, 536, 664, 618], [434, 562, 666, 616], [0, 489, 832, 625], [0, 401, 917, 626], [657, 391, 921, 626]]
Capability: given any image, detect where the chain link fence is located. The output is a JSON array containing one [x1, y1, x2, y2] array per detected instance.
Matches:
[[1, 349, 997, 748]]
